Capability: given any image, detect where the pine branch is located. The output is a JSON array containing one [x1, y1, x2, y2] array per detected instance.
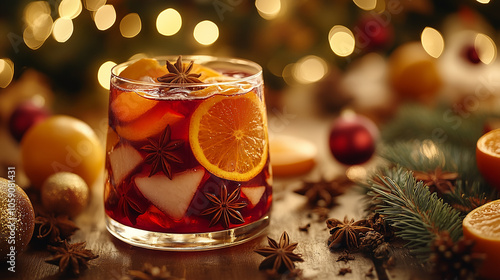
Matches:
[[367, 167, 463, 260], [444, 180, 499, 213]]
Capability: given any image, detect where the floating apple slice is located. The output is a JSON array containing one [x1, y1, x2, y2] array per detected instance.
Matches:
[[116, 107, 184, 141], [241, 186, 266, 207], [119, 58, 169, 81], [109, 143, 143, 185], [270, 135, 317, 177], [134, 168, 205, 220], [111, 91, 159, 123]]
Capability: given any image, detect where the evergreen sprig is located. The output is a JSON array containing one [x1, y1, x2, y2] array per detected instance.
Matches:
[[367, 167, 463, 260]]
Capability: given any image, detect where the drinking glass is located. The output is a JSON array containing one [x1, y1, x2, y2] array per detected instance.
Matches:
[[104, 55, 272, 250]]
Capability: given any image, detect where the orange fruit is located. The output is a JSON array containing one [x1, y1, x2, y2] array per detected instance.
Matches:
[[462, 199, 500, 279], [476, 129, 500, 191], [21, 115, 104, 189], [189, 91, 268, 181]]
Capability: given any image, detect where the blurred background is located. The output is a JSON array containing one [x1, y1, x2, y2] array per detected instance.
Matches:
[[2, 0, 500, 182]]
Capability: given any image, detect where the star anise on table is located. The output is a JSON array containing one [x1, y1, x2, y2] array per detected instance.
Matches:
[[157, 56, 203, 84], [127, 263, 184, 280], [34, 212, 79, 244], [413, 167, 459, 194], [294, 175, 351, 208], [254, 231, 304, 274], [46, 240, 98, 275], [326, 216, 372, 250], [201, 183, 247, 228], [141, 125, 184, 179]]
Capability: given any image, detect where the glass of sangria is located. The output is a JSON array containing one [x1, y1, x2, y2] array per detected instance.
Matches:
[[104, 55, 272, 250]]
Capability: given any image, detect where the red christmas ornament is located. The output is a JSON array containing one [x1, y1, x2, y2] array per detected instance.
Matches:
[[8, 101, 50, 142], [462, 44, 482, 65], [328, 111, 378, 166], [354, 14, 394, 52]]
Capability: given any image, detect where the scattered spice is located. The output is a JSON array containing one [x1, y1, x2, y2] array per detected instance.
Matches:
[[34, 213, 79, 244], [157, 56, 203, 84], [326, 216, 372, 250], [295, 176, 350, 207], [298, 223, 310, 232], [46, 240, 98, 275], [201, 184, 246, 228], [365, 267, 375, 278], [128, 263, 184, 280], [413, 167, 458, 194], [336, 250, 355, 263], [365, 213, 394, 240], [359, 231, 384, 253], [373, 242, 392, 260], [338, 267, 352, 276], [141, 125, 184, 179], [254, 231, 304, 274]]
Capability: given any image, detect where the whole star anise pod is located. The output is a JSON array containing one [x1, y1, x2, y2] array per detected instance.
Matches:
[[128, 263, 184, 280], [254, 231, 304, 274], [157, 56, 203, 84], [295, 175, 351, 208], [46, 241, 98, 275], [34, 212, 79, 244], [114, 182, 150, 225], [201, 183, 247, 228], [326, 216, 372, 250], [141, 125, 184, 179], [413, 168, 458, 194]]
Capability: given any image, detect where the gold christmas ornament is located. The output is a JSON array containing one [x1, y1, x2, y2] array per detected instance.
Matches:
[[41, 172, 89, 218], [0, 177, 35, 262]]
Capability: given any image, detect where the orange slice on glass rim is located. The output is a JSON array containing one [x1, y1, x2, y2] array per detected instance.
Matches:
[[189, 91, 268, 181]]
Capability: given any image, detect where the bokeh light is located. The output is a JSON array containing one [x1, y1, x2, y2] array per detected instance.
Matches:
[[475, 33, 497, 64], [0, 59, 14, 88], [24, 1, 51, 27], [421, 27, 444, 58], [59, 0, 82, 19], [255, 0, 281, 20], [156, 8, 182, 36], [476, 0, 490, 3], [353, 0, 377, 11], [52, 18, 74, 42], [193, 20, 219, 45], [120, 13, 142, 38], [84, 0, 105, 11], [329, 25, 355, 57], [98, 61, 116, 90], [293, 55, 328, 84], [94, 4, 116, 31]]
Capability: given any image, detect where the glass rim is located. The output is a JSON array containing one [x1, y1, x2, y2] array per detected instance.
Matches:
[[111, 55, 263, 88]]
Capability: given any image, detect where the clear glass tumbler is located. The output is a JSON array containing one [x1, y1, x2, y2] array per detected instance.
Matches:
[[104, 55, 272, 250]]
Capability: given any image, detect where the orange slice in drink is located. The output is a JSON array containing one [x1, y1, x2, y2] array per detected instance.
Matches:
[[189, 91, 268, 181], [119, 58, 169, 81], [462, 199, 500, 279], [476, 129, 500, 191], [111, 91, 159, 122]]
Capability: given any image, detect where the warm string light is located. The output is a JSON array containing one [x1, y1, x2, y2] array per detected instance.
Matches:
[[193, 20, 219, 45], [120, 13, 142, 38], [52, 18, 74, 43], [475, 33, 497, 64], [421, 27, 444, 58], [98, 61, 116, 90], [156, 8, 182, 36], [94, 4, 116, 31], [329, 25, 355, 57], [0, 59, 14, 88], [353, 0, 377, 11], [255, 0, 281, 20]]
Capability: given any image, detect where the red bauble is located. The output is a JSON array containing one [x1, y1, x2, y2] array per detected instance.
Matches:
[[354, 15, 394, 52], [8, 101, 50, 142], [462, 44, 482, 65], [328, 112, 378, 166]]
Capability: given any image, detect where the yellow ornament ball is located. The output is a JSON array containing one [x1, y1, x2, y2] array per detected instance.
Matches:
[[21, 115, 104, 189], [388, 42, 442, 104], [41, 172, 89, 217], [0, 177, 35, 261]]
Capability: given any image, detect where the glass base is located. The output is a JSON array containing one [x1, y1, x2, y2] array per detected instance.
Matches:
[[105, 215, 269, 251]]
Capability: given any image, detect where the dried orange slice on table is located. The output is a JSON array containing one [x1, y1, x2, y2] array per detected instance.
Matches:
[[189, 91, 268, 181], [476, 128, 500, 191], [462, 199, 500, 279]]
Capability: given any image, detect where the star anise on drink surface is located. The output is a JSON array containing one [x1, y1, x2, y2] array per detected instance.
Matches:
[[128, 263, 184, 280], [413, 167, 459, 194], [254, 231, 304, 274], [141, 125, 183, 179], [326, 216, 372, 250], [294, 175, 351, 208], [34, 212, 79, 244], [46, 241, 98, 275], [201, 184, 247, 228], [157, 56, 203, 84]]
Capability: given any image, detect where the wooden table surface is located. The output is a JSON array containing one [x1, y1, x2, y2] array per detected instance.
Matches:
[[0, 111, 423, 280]]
